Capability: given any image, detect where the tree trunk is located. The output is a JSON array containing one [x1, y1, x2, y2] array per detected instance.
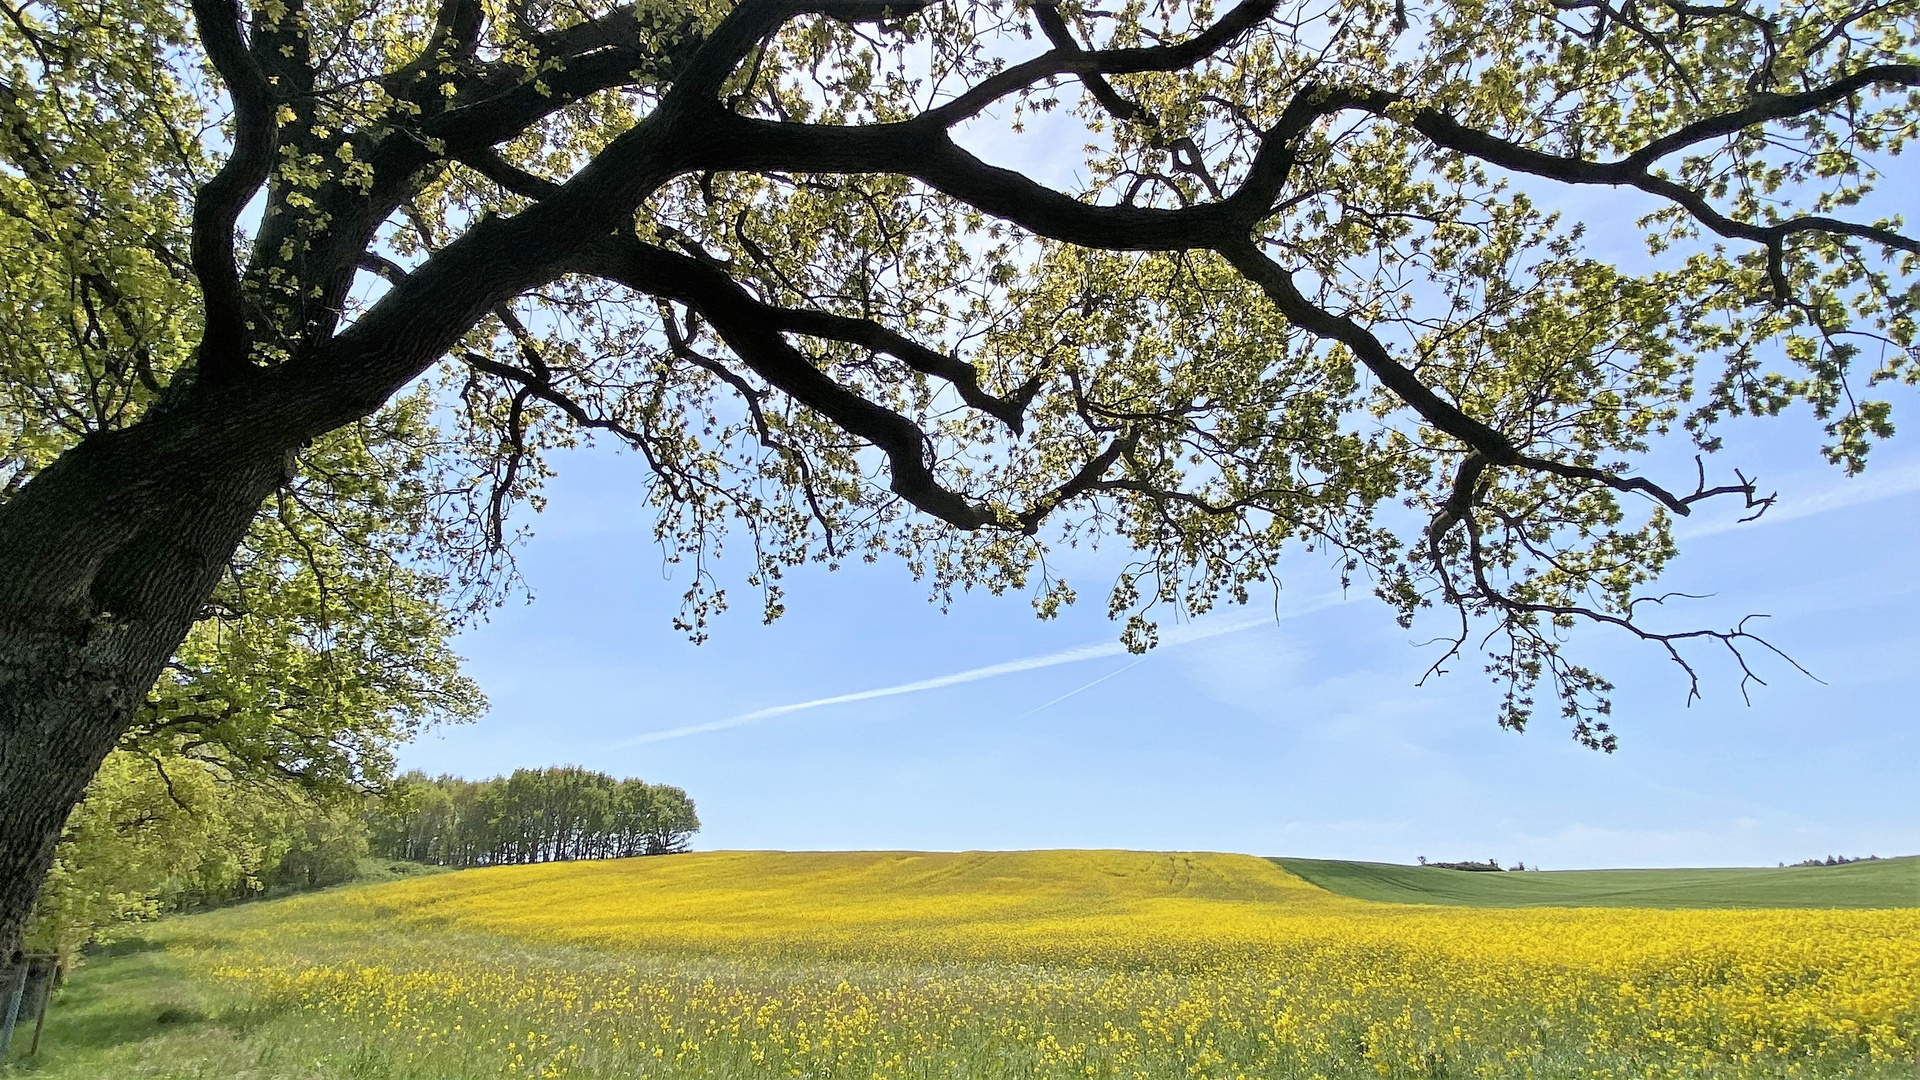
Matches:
[[0, 402, 295, 963]]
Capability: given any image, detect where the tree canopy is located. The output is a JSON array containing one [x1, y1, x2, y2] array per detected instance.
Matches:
[[25, 749, 376, 959], [371, 768, 702, 866], [1, 0, 1916, 958], [24, 761, 700, 958], [11, 405, 485, 957], [123, 402, 486, 798]]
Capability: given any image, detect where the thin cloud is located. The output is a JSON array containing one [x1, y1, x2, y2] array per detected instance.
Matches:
[[1678, 456, 1920, 540], [619, 597, 1346, 746]]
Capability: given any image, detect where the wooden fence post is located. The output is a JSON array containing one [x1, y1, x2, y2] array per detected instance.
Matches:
[[0, 953, 57, 1058], [22, 955, 56, 1055]]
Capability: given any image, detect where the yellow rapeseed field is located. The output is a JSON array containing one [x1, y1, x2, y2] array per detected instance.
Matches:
[[185, 851, 1918, 1079]]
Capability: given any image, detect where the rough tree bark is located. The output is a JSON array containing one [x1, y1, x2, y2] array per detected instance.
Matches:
[[0, 401, 292, 958], [0, 40, 712, 954]]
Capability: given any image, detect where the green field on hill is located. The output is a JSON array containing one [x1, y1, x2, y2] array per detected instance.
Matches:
[[1271, 854, 1920, 908], [7, 851, 1916, 1079]]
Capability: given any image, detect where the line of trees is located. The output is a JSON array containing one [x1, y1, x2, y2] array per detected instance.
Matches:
[[1786, 855, 1884, 868], [26, 761, 700, 962], [369, 768, 699, 867]]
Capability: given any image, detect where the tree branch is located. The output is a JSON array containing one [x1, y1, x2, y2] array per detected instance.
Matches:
[[698, 111, 1245, 248], [1217, 238, 1522, 464], [563, 234, 1122, 532], [768, 307, 1040, 433], [455, 147, 563, 200], [1029, 0, 1226, 200], [1623, 63, 1920, 166], [1333, 76, 1920, 301], [667, 0, 938, 105], [566, 235, 996, 528], [922, 0, 1279, 127], [188, 0, 283, 381]]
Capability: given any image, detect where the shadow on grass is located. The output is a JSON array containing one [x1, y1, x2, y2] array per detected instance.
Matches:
[[82, 936, 165, 959], [1, 935, 246, 1072]]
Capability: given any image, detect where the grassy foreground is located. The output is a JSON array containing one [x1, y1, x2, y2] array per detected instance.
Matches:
[[8, 850, 1918, 1080], [1272, 855, 1920, 909]]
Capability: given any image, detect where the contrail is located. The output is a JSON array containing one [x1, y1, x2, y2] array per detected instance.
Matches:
[[1013, 655, 1151, 720], [618, 600, 1340, 746]]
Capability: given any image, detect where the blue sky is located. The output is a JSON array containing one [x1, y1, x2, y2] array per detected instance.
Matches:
[[398, 404, 1920, 869], [398, 98, 1920, 871]]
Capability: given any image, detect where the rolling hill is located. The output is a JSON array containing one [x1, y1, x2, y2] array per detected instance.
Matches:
[[1271, 854, 1920, 908], [23, 850, 1919, 1080]]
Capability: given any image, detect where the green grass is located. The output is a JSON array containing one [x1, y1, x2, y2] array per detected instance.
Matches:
[[1271, 854, 1920, 908], [0, 858, 459, 1078], [1, 938, 251, 1078], [6, 852, 1915, 1078]]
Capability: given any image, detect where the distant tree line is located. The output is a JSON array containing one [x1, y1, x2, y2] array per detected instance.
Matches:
[[29, 761, 699, 961], [369, 768, 699, 867], [1783, 855, 1883, 868], [1415, 857, 1531, 872]]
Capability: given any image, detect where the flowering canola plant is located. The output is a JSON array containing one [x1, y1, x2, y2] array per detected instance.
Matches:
[[188, 850, 1918, 1079]]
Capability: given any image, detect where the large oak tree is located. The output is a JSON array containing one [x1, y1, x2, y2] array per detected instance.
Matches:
[[1, 0, 1915, 958]]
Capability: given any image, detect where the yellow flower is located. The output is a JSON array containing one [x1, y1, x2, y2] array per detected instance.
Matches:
[[193, 851, 1917, 1078]]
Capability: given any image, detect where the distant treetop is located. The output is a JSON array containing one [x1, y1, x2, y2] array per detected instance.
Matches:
[[370, 767, 700, 867]]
